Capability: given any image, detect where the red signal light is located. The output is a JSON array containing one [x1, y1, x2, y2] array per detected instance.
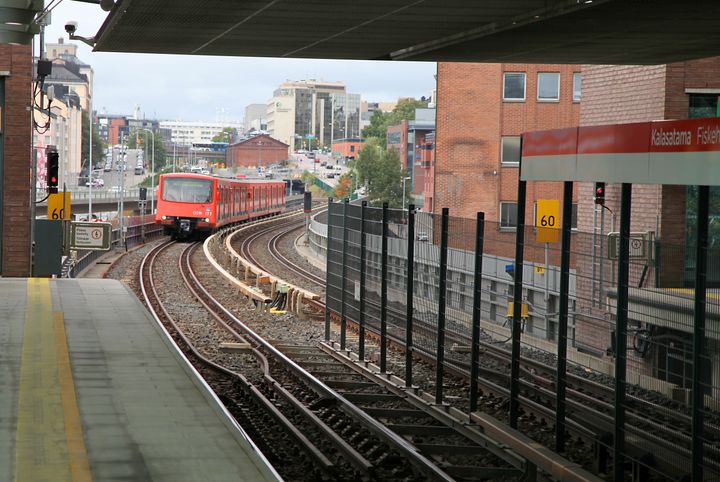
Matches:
[[594, 182, 605, 205]]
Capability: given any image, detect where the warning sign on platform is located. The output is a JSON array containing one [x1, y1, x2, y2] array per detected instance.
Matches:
[[70, 222, 112, 251], [535, 199, 560, 243], [47, 193, 71, 220]]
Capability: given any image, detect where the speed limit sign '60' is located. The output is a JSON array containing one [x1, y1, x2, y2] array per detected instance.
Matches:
[[535, 199, 560, 243], [47, 192, 71, 220]]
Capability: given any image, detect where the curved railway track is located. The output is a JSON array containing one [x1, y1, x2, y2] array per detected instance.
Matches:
[[231, 213, 720, 481], [139, 238, 530, 480]]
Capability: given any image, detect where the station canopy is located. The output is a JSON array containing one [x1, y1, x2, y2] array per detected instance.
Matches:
[[94, 0, 720, 64]]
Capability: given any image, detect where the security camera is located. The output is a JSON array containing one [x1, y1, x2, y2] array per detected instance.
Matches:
[[65, 21, 77, 35]]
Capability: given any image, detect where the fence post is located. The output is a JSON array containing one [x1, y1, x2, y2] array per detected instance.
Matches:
[[510, 179, 527, 428], [359, 201, 367, 361], [340, 199, 349, 350], [556, 181, 573, 452], [435, 207, 449, 404], [324, 198, 333, 342], [405, 204, 416, 387], [692, 185, 709, 482], [614, 183, 632, 481], [469, 211, 485, 413], [380, 202, 388, 373]]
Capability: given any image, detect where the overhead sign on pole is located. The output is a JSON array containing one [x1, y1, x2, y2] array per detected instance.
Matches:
[[47, 192, 71, 220], [70, 222, 112, 251], [535, 199, 560, 243]]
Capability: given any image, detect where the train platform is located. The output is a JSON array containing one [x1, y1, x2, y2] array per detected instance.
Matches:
[[0, 278, 279, 482]]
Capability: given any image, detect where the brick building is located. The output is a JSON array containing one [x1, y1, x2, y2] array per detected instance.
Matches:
[[331, 138, 363, 160], [387, 109, 435, 202], [434, 63, 581, 259], [1, 44, 32, 276], [226, 134, 288, 169]]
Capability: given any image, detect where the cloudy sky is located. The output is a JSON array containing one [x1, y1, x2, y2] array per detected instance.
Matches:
[[42, 1, 437, 123]]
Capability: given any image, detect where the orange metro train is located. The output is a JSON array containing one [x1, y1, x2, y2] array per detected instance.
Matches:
[[155, 173, 285, 238]]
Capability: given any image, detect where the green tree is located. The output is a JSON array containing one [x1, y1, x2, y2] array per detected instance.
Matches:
[[127, 128, 167, 169], [81, 109, 106, 173], [360, 98, 429, 145], [351, 139, 409, 208], [212, 127, 236, 143]]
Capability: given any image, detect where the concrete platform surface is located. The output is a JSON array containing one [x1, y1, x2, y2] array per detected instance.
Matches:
[[0, 278, 279, 482]]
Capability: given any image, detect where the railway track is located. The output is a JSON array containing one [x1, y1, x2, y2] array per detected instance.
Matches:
[[230, 213, 720, 481], [141, 238, 538, 480]]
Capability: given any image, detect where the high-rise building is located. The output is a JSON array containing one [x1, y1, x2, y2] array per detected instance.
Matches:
[[266, 80, 360, 153]]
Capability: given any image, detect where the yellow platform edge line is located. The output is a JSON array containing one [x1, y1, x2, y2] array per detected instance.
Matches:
[[54, 311, 93, 482], [16, 278, 72, 481]]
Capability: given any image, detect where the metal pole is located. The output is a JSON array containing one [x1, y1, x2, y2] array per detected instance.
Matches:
[[692, 185, 709, 482], [88, 91, 93, 219], [510, 178, 527, 428], [469, 211, 485, 413], [340, 198, 349, 350], [555, 181, 573, 452], [435, 207, 450, 404], [380, 202, 389, 372], [405, 204, 416, 387], [359, 201, 367, 361], [324, 198, 334, 341], [614, 182, 632, 482]]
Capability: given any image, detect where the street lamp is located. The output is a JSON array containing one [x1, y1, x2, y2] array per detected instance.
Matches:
[[139, 128, 155, 213], [402, 176, 411, 214], [257, 139, 263, 175]]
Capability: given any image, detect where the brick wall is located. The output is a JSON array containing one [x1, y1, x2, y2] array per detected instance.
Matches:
[[226, 135, 289, 168], [1, 44, 32, 276], [435, 62, 580, 263]]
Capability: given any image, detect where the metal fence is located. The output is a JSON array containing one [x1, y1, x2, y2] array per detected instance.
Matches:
[[324, 198, 719, 481]]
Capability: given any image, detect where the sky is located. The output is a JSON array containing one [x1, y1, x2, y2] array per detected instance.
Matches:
[[42, 1, 437, 124]]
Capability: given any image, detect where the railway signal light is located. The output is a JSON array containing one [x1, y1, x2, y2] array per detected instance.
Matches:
[[46, 147, 59, 194], [139, 187, 147, 200], [594, 182, 605, 205]]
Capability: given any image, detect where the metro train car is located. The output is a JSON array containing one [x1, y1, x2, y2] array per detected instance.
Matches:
[[156, 173, 285, 238]]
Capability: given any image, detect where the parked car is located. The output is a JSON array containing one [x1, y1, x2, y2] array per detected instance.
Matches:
[[85, 178, 105, 188]]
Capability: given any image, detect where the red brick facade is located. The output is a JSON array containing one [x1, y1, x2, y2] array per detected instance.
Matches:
[[434, 63, 580, 260], [226, 134, 289, 168], [1, 44, 32, 276]]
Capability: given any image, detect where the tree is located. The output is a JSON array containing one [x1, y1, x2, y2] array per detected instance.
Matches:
[[351, 139, 409, 208], [212, 127, 236, 143], [81, 109, 106, 173], [360, 98, 429, 145]]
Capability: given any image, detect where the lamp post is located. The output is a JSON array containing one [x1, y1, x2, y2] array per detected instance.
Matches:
[[402, 176, 411, 216], [139, 128, 155, 213], [257, 139, 263, 175]]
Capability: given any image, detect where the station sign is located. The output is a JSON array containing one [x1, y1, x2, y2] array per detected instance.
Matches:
[[535, 199, 560, 243], [70, 222, 112, 251], [47, 192, 71, 220], [521, 117, 720, 185]]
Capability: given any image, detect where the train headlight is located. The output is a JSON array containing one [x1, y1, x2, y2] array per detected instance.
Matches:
[[161, 215, 167, 220], [204, 218, 210, 222]]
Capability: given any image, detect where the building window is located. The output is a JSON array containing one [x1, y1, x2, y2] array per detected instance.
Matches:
[[538, 73, 560, 101], [573, 73, 582, 102], [503, 73, 526, 101], [501, 136, 521, 166], [500, 202, 518, 230]]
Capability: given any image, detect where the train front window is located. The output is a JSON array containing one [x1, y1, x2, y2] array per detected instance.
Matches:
[[162, 178, 213, 203]]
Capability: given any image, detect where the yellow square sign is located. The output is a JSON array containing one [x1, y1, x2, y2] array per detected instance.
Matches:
[[536, 199, 559, 243], [47, 193, 71, 220]]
